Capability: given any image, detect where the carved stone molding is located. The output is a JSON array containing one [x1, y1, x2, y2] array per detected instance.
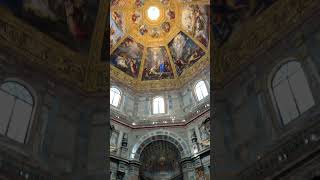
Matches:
[[0, 7, 88, 92], [239, 114, 320, 180], [214, 0, 320, 88]]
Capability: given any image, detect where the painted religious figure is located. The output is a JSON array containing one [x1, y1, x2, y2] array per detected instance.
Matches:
[[182, 5, 210, 46], [161, 22, 171, 33], [135, 0, 144, 8], [132, 11, 142, 24], [110, 37, 144, 78], [142, 47, 174, 80], [169, 32, 205, 76], [166, 9, 175, 20], [139, 24, 148, 35], [150, 28, 160, 38], [111, 0, 126, 7], [111, 11, 125, 33]]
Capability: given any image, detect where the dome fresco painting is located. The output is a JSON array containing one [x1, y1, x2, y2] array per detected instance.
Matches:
[[108, 0, 210, 87]]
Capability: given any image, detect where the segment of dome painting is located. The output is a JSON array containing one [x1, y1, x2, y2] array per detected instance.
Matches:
[[169, 32, 205, 76], [110, 0, 127, 7], [110, 11, 126, 49], [181, 4, 210, 46], [110, 37, 144, 78], [142, 47, 174, 81], [127, 0, 180, 46]]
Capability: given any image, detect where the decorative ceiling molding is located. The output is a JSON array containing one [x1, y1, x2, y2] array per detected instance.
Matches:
[[0, 7, 87, 89], [109, 56, 209, 92], [213, 0, 320, 88]]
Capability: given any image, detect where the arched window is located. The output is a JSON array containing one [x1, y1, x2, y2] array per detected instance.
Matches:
[[0, 81, 34, 143], [271, 61, 315, 125], [110, 87, 121, 107], [195, 80, 208, 101], [153, 96, 165, 114]]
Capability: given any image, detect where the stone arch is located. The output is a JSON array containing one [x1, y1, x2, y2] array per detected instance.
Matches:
[[130, 129, 191, 161]]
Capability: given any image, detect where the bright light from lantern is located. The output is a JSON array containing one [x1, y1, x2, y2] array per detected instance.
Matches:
[[147, 6, 160, 21]]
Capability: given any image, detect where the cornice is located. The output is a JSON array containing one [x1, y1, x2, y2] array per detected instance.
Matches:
[[0, 7, 87, 91], [109, 56, 209, 92], [213, 0, 320, 89]]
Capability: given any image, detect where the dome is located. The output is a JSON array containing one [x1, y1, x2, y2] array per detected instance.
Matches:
[[110, 0, 210, 92]]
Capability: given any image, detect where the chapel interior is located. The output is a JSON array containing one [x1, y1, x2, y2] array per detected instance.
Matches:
[[0, 0, 320, 180], [109, 0, 210, 179]]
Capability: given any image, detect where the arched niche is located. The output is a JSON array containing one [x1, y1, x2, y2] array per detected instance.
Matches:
[[130, 129, 191, 161]]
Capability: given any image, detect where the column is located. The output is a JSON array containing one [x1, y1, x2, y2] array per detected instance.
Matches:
[[203, 166, 210, 180], [194, 126, 202, 150], [120, 133, 128, 158], [180, 160, 193, 179], [110, 161, 118, 180], [116, 131, 123, 156], [128, 163, 140, 180]]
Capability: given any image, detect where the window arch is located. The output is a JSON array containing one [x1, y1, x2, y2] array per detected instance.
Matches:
[[271, 61, 315, 125], [153, 96, 165, 114], [0, 81, 34, 143], [194, 80, 208, 101], [110, 87, 121, 107]]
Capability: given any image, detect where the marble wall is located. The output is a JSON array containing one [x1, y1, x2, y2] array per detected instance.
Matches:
[[213, 14, 320, 180], [109, 109, 210, 180], [110, 68, 210, 124], [0, 54, 107, 180]]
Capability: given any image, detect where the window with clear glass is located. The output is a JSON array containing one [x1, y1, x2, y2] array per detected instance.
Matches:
[[195, 80, 208, 101], [272, 61, 315, 125], [153, 96, 165, 114], [0, 81, 34, 143], [110, 87, 121, 107]]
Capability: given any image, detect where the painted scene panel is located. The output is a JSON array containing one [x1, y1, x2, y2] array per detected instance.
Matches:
[[142, 47, 174, 81], [110, 10, 125, 49], [110, 37, 144, 78], [169, 32, 205, 76], [182, 5, 210, 47]]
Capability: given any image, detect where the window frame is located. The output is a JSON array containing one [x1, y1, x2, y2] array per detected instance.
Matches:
[[269, 59, 315, 127], [194, 80, 209, 102], [0, 80, 35, 144], [110, 86, 122, 108], [152, 96, 166, 115]]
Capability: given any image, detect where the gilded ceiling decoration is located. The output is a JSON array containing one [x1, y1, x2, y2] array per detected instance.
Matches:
[[108, 0, 210, 91]]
